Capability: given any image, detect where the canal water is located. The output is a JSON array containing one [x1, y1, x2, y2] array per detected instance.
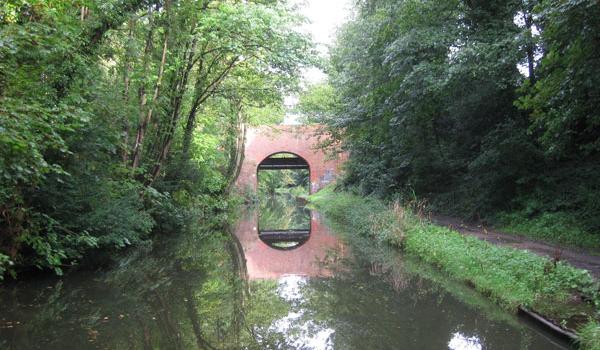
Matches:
[[0, 195, 572, 349]]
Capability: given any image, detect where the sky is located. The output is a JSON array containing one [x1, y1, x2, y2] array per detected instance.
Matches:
[[296, 0, 351, 84], [284, 0, 351, 123]]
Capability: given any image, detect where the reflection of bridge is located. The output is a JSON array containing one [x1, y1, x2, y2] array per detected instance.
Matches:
[[235, 125, 347, 194], [258, 230, 310, 242], [232, 210, 344, 279]]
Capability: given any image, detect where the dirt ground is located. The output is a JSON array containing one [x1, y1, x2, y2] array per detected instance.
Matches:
[[430, 215, 600, 279]]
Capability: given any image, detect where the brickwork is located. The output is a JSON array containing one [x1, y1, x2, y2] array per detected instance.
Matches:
[[232, 210, 344, 279], [234, 125, 347, 194]]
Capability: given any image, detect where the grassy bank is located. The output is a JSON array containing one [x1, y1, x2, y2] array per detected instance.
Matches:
[[309, 187, 600, 349], [494, 211, 600, 251]]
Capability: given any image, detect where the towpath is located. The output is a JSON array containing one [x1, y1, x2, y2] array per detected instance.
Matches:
[[431, 215, 600, 279]]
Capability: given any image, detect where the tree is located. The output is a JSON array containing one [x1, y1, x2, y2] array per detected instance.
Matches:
[[322, 0, 600, 233], [296, 82, 341, 124], [0, 0, 314, 278], [518, 0, 600, 158]]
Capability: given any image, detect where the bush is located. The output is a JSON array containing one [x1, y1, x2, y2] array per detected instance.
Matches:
[[0, 253, 13, 281]]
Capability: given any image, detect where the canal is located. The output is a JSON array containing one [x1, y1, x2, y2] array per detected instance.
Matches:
[[0, 195, 572, 349]]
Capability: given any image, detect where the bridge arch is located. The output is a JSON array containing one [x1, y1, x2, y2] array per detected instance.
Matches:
[[257, 151, 310, 171], [235, 125, 346, 194]]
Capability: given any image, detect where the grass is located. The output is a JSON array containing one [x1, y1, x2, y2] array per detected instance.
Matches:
[[579, 322, 600, 350], [495, 211, 600, 250], [309, 186, 600, 349]]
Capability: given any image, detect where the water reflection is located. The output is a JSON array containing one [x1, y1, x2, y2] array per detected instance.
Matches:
[[0, 231, 247, 349], [272, 276, 335, 350], [448, 332, 483, 350], [0, 197, 574, 349], [233, 196, 343, 280], [258, 196, 311, 231], [237, 195, 572, 350], [258, 196, 311, 250]]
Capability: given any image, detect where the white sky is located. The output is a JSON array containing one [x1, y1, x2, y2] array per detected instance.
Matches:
[[297, 0, 351, 83], [284, 0, 351, 123]]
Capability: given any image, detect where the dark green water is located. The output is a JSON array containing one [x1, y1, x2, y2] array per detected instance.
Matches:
[[0, 196, 572, 349]]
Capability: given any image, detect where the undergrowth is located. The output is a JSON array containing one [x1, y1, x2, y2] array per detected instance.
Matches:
[[309, 186, 600, 349]]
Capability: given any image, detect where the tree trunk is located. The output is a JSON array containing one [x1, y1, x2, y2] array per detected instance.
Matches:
[[225, 105, 246, 193], [181, 99, 201, 157], [524, 11, 536, 84], [181, 56, 240, 157], [146, 36, 198, 185], [130, 10, 154, 168], [132, 30, 168, 169], [122, 19, 135, 164]]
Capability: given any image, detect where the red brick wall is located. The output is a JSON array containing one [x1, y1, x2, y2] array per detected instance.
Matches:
[[234, 125, 347, 194]]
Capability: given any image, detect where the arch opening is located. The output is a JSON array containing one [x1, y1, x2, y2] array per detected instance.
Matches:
[[256, 152, 310, 198], [257, 152, 310, 170], [257, 152, 311, 250]]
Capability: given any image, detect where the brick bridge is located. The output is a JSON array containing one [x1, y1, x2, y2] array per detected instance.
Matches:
[[235, 125, 347, 194]]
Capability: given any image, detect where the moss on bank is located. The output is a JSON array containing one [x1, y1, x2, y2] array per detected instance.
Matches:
[[309, 187, 600, 349]]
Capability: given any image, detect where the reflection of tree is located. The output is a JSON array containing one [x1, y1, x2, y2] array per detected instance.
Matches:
[[258, 195, 311, 231], [258, 169, 309, 197], [241, 280, 291, 349], [0, 223, 300, 349], [183, 280, 218, 350], [288, 226, 539, 350]]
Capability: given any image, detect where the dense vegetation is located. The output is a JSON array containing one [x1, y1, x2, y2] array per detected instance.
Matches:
[[301, 0, 600, 245], [258, 169, 309, 198], [0, 0, 312, 279], [310, 187, 600, 347]]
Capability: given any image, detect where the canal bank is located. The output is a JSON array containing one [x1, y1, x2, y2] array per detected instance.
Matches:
[[0, 194, 577, 349], [308, 187, 600, 349]]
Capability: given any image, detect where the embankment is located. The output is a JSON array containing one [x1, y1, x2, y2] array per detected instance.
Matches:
[[309, 187, 600, 349]]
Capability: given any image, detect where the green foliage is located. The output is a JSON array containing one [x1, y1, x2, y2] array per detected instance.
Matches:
[[318, 0, 600, 242], [296, 81, 341, 124], [258, 169, 309, 198], [0, 253, 13, 280], [518, 0, 600, 158], [309, 187, 406, 249], [310, 188, 600, 344], [580, 322, 600, 350], [0, 0, 101, 275], [0, 0, 312, 279], [497, 211, 600, 249], [246, 104, 286, 126]]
